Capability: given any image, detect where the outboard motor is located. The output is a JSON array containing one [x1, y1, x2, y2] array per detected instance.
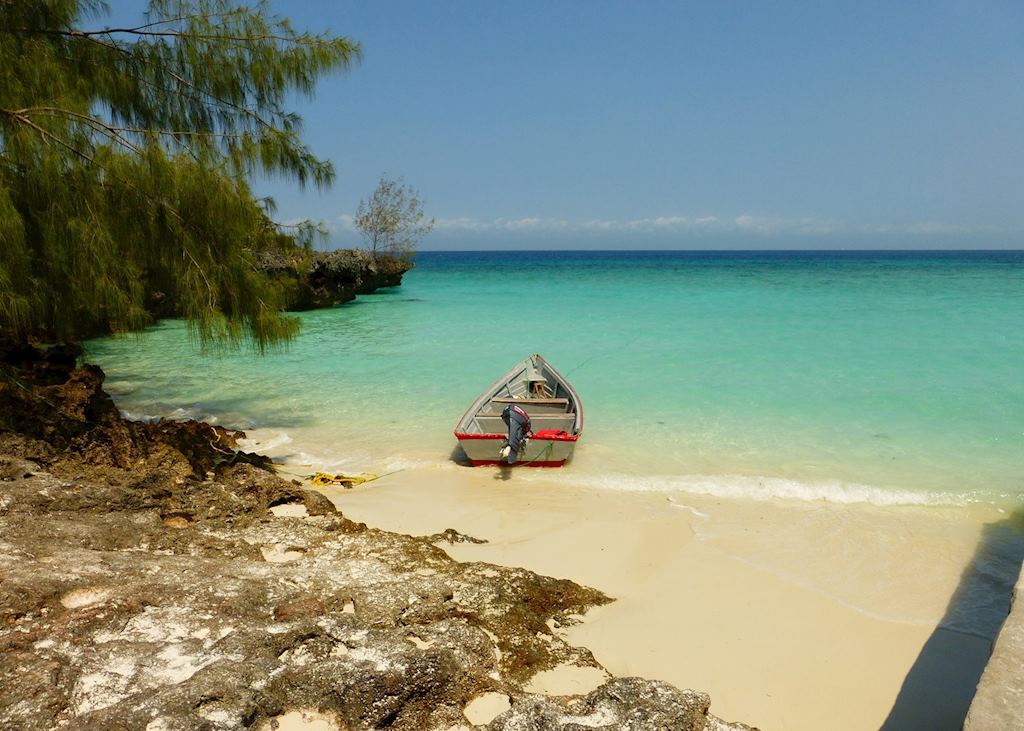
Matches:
[[500, 404, 531, 464]]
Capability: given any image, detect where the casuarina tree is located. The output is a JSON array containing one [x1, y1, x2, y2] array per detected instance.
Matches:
[[0, 0, 360, 349]]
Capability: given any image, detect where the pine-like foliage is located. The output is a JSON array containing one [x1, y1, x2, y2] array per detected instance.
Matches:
[[0, 0, 360, 349]]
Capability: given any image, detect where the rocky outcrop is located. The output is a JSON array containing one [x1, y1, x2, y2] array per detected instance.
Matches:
[[143, 249, 413, 320], [256, 249, 414, 310], [0, 341, 270, 482], [0, 458, 608, 730], [492, 678, 759, 730], [0, 345, 755, 730]]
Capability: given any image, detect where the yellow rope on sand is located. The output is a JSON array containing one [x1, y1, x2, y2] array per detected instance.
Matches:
[[308, 472, 376, 488], [272, 463, 402, 488]]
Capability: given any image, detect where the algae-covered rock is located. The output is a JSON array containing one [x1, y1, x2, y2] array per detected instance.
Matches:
[[0, 460, 610, 730], [488, 677, 756, 730], [0, 345, 756, 730], [255, 249, 414, 310]]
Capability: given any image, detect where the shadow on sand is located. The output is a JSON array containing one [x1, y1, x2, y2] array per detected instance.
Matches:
[[880, 509, 1024, 730]]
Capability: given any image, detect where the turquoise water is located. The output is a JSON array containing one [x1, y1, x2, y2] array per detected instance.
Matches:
[[85, 250, 1024, 506]]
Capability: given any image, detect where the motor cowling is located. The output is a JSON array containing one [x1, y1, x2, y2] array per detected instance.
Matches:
[[500, 404, 531, 464]]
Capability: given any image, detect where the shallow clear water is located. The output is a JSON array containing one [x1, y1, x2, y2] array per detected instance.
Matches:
[[85, 250, 1024, 506]]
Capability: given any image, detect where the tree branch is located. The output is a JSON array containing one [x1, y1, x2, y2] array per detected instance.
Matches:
[[13, 106, 256, 140], [0, 107, 216, 311], [17, 26, 332, 47], [63, 31, 281, 132], [0, 108, 96, 164], [11, 107, 142, 154]]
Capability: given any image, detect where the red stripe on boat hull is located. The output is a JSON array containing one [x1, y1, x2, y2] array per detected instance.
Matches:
[[454, 432, 579, 442]]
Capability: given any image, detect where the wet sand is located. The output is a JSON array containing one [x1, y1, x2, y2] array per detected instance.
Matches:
[[319, 464, 1007, 731]]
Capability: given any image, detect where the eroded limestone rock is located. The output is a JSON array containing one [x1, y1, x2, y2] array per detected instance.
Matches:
[[0, 461, 611, 730], [488, 678, 756, 731], [0, 347, 756, 730], [255, 249, 414, 311]]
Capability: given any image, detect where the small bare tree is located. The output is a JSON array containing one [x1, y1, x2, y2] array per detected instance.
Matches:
[[354, 176, 435, 262]]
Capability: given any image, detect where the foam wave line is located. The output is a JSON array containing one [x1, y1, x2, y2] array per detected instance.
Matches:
[[119, 405, 256, 429], [238, 431, 293, 452], [528, 471, 978, 507]]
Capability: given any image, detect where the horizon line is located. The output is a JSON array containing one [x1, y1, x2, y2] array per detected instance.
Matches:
[[404, 247, 1024, 254]]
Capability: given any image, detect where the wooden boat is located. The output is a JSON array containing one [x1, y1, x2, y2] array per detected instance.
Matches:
[[454, 354, 583, 466]]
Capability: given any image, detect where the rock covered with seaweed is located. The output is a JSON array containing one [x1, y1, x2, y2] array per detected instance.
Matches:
[[140, 248, 413, 322], [254, 248, 414, 311], [0, 345, 753, 730]]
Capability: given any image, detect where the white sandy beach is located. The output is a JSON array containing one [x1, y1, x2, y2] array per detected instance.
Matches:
[[318, 465, 1006, 731]]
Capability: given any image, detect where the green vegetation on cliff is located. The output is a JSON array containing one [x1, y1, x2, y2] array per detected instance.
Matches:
[[0, 0, 359, 349]]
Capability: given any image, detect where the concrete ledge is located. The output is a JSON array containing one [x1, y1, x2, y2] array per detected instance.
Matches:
[[964, 572, 1024, 730]]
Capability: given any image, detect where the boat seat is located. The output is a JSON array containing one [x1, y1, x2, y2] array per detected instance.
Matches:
[[484, 398, 568, 416], [474, 414, 576, 434]]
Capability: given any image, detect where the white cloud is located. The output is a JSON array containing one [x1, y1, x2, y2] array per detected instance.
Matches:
[[325, 211, 997, 238], [734, 214, 770, 232], [433, 216, 486, 231], [904, 221, 986, 235], [497, 217, 546, 230], [621, 216, 691, 230]]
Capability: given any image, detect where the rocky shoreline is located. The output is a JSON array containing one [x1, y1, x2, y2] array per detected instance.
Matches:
[[256, 249, 415, 311], [0, 344, 754, 730]]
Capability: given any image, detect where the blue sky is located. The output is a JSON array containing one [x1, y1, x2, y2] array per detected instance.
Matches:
[[109, 1, 1024, 249]]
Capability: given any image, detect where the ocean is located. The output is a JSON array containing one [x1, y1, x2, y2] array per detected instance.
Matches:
[[85, 250, 1024, 508]]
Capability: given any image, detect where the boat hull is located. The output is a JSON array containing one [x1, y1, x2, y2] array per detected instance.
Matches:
[[455, 433, 578, 467], [454, 354, 583, 467]]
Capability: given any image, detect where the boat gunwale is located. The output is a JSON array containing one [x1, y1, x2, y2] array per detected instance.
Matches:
[[453, 354, 584, 439]]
